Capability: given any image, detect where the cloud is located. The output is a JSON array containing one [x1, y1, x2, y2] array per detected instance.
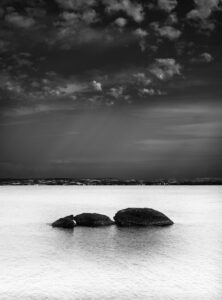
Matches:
[[133, 28, 148, 38], [0, 71, 24, 96], [55, 9, 98, 37], [139, 88, 155, 96], [0, 0, 221, 113], [109, 86, 124, 98], [48, 26, 110, 50], [55, 0, 96, 10], [166, 13, 178, 25], [186, 0, 220, 34], [187, 0, 221, 20], [149, 58, 181, 80], [200, 52, 214, 62], [133, 28, 148, 51], [58, 82, 87, 94], [5, 12, 35, 28], [157, 0, 178, 12], [0, 68, 91, 116], [60, 11, 79, 23], [104, 0, 144, 23], [138, 88, 166, 97], [114, 17, 128, 27], [92, 80, 102, 91], [133, 73, 152, 86], [81, 9, 98, 24], [154, 25, 181, 40], [190, 52, 214, 63], [55, 1, 98, 25]]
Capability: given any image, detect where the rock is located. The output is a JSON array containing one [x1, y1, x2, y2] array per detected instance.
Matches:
[[74, 213, 114, 227], [51, 215, 75, 228], [114, 208, 173, 227]]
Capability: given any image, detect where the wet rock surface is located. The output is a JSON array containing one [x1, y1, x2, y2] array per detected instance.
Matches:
[[51, 215, 75, 228], [74, 213, 114, 227], [114, 208, 174, 227]]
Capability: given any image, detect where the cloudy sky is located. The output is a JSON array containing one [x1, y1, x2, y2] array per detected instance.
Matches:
[[0, 0, 222, 179]]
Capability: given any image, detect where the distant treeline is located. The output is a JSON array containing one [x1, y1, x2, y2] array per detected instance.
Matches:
[[0, 178, 222, 185]]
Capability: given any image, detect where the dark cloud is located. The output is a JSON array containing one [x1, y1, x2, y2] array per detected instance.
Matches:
[[157, 0, 178, 12], [109, 86, 124, 99], [55, 0, 96, 11], [153, 23, 182, 40], [190, 52, 214, 63], [114, 17, 128, 27], [104, 0, 144, 23], [149, 58, 181, 81], [0, 0, 221, 113], [133, 73, 152, 86], [5, 11, 35, 28], [92, 80, 103, 91], [0, 0, 221, 179], [187, 0, 221, 20], [133, 27, 148, 51], [185, 0, 222, 33]]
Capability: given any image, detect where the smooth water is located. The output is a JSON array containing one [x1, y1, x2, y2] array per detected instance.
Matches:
[[0, 186, 221, 300]]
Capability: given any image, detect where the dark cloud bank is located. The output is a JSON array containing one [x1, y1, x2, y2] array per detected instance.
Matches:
[[0, 0, 222, 179]]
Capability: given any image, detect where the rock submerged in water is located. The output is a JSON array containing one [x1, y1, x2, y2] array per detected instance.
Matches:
[[74, 213, 114, 227], [114, 208, 173, 227], [52, 209, 173, 229], [51, 215, 75, 228]]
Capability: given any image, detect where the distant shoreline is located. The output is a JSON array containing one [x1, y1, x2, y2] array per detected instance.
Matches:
[[0, 178, 222, 186]]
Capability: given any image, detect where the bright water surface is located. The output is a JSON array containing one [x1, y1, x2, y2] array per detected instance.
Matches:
[[0, 186, 221, 300]]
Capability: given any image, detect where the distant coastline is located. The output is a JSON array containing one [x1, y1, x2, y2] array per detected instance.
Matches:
[[0, 178, 222, 186]]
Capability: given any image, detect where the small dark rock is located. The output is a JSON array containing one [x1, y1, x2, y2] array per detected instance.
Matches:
[[114, 208, 173, 227], [74, 213, 114, 227], [51, 215, 75, 228]]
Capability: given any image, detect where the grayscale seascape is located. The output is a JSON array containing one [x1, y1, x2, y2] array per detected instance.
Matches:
[[0, 185, 221, 300], [1, 0, 222, 298]]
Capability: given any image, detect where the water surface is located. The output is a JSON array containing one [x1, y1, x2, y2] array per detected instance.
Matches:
[[0, 186, 221, 299]]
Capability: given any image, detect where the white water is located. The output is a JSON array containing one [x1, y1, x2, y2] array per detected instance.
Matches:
[[0, 186, 221, 300]]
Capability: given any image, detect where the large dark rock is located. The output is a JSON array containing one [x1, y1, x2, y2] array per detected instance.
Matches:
[[51, 215, 75, 228], [74, 213, 114, 227], [114, 208, 173, 227]]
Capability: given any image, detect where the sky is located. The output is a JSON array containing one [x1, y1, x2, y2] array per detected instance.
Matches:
[[0, 0, 222, 179]]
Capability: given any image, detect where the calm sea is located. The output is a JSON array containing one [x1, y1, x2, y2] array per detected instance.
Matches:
[[0, 186, 221, 300]]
